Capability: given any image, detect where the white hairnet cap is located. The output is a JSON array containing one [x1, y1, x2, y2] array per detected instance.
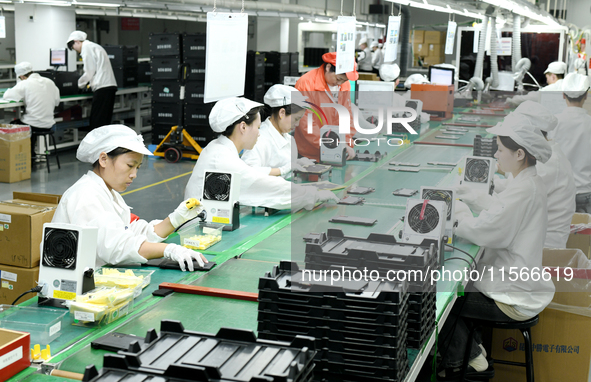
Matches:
[[14, 62, 33, 77], [404, 73, 430, 89], [264, 84, 308, 108], [544, 61, 567, 75], [486, 113, 552, 163], [77, 124, 152, 164], [562, 72, 590, 98], [379, 63, 400, 82], [209, 97, 263, 133], [512, 100, 557, 132], [67, 30, 87, 44], [359, 37, 368, 46], [370, 41, 379, 49]]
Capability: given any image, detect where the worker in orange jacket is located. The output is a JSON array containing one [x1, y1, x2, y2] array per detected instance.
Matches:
[[294, 52, 359, 162]]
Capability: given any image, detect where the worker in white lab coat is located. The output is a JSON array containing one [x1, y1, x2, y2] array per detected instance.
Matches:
[[67, 31, 118, 130], [241, 85, 314, 178], [357, 37, 374, 72], [506, 61, 567, 106], [52, 125, 208, 271], [438, 116, 555, 379], [370, 41, 383, 75], [3, 62, 60, 129], [548, 73, 591, 212], [184, 97, 339, 210]]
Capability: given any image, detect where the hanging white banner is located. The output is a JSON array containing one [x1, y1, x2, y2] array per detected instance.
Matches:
[[384, 16, 401, 62], [473, 26, 480, 53], [445, 21, 457, 55], [0, 17, 5, 39], [204, 12, 248, 103], [336, 16, 357, 75]]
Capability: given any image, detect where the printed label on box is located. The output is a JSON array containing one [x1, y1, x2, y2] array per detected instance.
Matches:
[[1, 281, 10, 289], [0, 213, 11, 224], [74, 311, 95, 322], [1, 271, 16, 282], [0, 346, 23, 370], [49, 321, 61, 337], [184, 238, 201, 247], [60, 280, 77, 293], [53, 290, 76, 300]]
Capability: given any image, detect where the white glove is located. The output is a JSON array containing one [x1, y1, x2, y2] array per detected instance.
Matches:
[[168, 198, 204, 229], [296, 157, 316, 167], [454, 200, 473, 224], [163, 243, 206, 272], [455, 185, 493, 214], [279, 163, 292, 177], [315, 189, 340, 205]]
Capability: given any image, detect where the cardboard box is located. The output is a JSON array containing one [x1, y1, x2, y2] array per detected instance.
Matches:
[[0, 265, 39, 305], [0, 329, 30, 381], [427, 43, 444, 57], [491, 249, 591, 382], [0, 192, 61, 268], [358, 73, 378, 81], [412, 30, 424, 44], [421, 56, 445, 66], [567, 213, 591, 258], [413, 43, 428, 56], [424, 31, 444, 44], [0, 125, 30, 184]]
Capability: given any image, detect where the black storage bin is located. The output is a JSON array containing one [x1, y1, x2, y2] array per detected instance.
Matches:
[[303, 47, 329, 67], [182, 33, 206, 59], [137, 62, 151, 83], [103, 45, 138, 68], [54, 71, 80, 96], [290, 52, 299, 75], [36, 70, 55, 82], [247, 51, 265, 76], [184, 57, 206, 80], [151, 102, 182, 125], [184, 80, 205, 104], [151, 80, 180, 103], [113, 66, 138, 88], [151, 56, 181, 80], [265, 51, 290, 74], [149, 33, 181, 57], [184, 102, 214, 126]]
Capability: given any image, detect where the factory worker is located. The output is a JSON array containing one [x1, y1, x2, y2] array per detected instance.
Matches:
[[357, 37, 373, 72], [294, 52, 358, 162], [4, 62, 60, 129], [242, 85, 314, 178], [506, 61, 567, 106], [459, 101, 576, 248], [184, 97, 339, 210], [379, 62, 401, 87], [67, 30, 117, 130], [370, 41, 383, 75], [548, 73, 591, 212], [52, 125, 208, 271], [439, 115, 555, 379]]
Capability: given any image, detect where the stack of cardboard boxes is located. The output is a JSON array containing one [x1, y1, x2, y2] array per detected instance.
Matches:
[[0, 193, 61, 305], [0, 125, 31, 184], [412, 30, 445, 67]]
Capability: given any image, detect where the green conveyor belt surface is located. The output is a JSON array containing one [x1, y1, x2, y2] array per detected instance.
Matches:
[[189, 258, 276, 293]]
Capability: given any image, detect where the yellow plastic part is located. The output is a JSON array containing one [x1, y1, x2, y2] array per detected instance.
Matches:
[[41, 345, 51, 360]]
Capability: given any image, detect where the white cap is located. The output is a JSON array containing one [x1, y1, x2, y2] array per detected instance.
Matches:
[[379, 63, 400, 82], [264, 84, 308, 108], [544, 61, 567, 75], [562, 72, 590, 98], [359, 37, 368, 47], [67, 30, 87, 44], [76, 124, 152, 164], [513, 100, 558, 132], [404, 73, 429, 89], [209, 97, 263, 133], [14, 62, 33, 77], [370, 41, 379, 49], [486, 113, 552, 163]]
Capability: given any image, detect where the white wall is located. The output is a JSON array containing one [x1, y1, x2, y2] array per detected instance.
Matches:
[[257, 17, 282, 51], [14, 4, 76, 71], [566, 0, 591, 30], [0, 13, 16, 64]]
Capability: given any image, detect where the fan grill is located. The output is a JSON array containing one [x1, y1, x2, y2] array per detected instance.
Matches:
[[203, 172, 232, 202], [322, 130, 340, 149], [42, 228, 78, 269], [464, 158, 490, 183], [408, 203, 440, 234], [422, 190, 452, 221]]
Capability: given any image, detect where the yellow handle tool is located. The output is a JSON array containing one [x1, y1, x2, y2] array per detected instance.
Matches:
[[186, 198, 201, 210]]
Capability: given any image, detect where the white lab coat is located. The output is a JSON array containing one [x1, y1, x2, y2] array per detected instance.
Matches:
[[372, 49, 384, 71], [3, 73, 60, 128], [507, 79, 564, 106], [241, 118, 295, 179], [456, 166, 555, 317], [540, 79, 563, 92], [495, 142, 576, 248], [550, 107, 591, 194], [184, 135, 318, 210], [78, 40, 117, 91], [358, 47, 374, 72], [52, 171, 166, 267]]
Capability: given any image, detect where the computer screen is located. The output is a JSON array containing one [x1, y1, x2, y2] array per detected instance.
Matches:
[[428, 66, 454, 86], [50, 48, 67, 66], [356, 80, 396, 110]]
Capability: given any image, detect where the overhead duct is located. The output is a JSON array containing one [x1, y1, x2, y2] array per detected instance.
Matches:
[[512, 13, 522, 72], [473, 15, 489, 79], [489, 15, 499, 88], [391, 4, 411, 77]]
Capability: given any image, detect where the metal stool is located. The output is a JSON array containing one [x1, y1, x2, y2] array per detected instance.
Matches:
[[32, 125, 60, 173], [461, 315, 539, 382]]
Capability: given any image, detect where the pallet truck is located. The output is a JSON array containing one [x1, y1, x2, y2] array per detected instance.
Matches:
[[153, 63, 205, 163]]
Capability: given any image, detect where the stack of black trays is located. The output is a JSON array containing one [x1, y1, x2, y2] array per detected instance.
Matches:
[[137, 61, 151, 84], [36, 70, 80, 96], [104, 45, 139, 88], [82, 319, 316, 382], [258, 261, 410, 382], [263, 52, 290, 90], [473, 135, 498, 158], [244, 51, 266, 103], [303, 229, 438, 351], [290, 52, 299, 76], [303, 48, 329, 67]]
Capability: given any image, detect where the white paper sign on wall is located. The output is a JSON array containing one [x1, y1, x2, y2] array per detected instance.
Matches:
[[445, 21, 457, 55], [384, 16, 401, 62], [0, 17, 6, 39], [336, 16, 356, 74]]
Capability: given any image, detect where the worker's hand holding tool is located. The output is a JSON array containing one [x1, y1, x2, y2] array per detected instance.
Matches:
[[168, 198, 204, 228], [297, 157, 316, 167], [315, 189, 340, 204], [163, 243, 208, 272]]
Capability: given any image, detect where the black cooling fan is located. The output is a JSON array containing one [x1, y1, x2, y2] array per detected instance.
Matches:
[[465, 158, 490, 183], [422, 190, 453, 221], [407, 203, 440, 234], [322, 130, 341, 149], [203, 172, 232, 202], [42, 228, 78, 269]]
